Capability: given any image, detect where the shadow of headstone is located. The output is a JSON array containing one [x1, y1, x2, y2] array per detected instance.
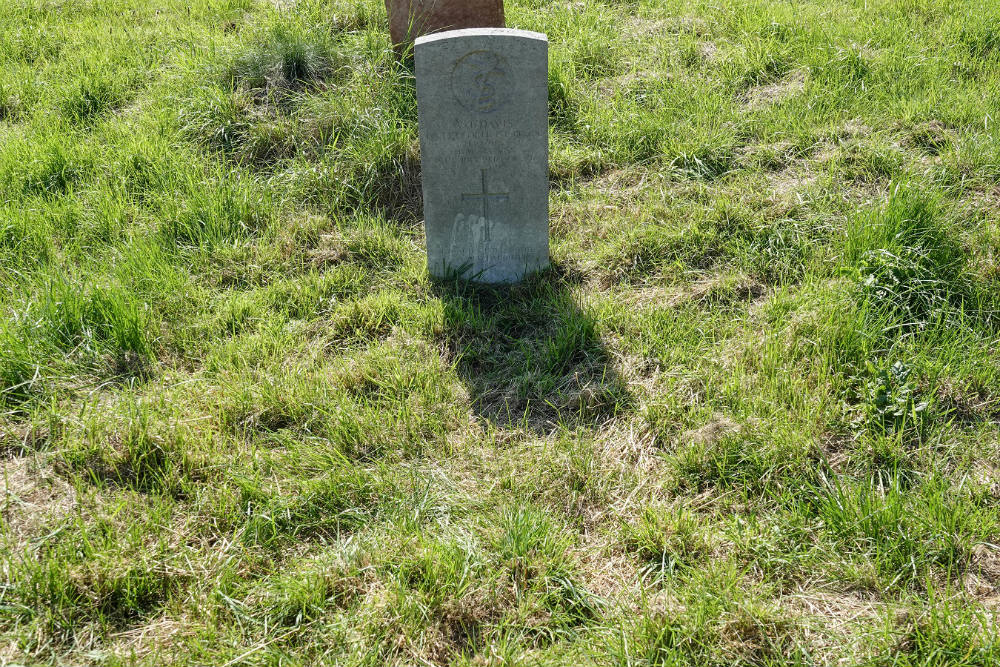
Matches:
[[433, 265, 629, 433]]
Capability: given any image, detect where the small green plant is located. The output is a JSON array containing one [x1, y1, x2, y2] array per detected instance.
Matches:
[[857, 246, 948, 321], [855, 360, 929, 435]]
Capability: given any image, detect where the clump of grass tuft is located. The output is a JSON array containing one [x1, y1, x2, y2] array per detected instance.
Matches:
[[180, 20, 346, 164], [495, 506, 573, 580], [332, 124, 422, 218], [58, 406, 196, 495], [61, 72, 128, 123], [548, 60, 582, 131], [812, 46, 870, 90], [673, 424, 821, 498], [0, 83, 24, 121], [36, 278, 152, 360], [256, 554, 370, 628], [802, 474, 982, 589], [492, 506, 603, 634], [846, 185, 967, 330], [0, 326, 40, 407], [226, 23, 341, 96], [606, 563, 807, 665], [623, 506, 712, 578], [958, 19, 1000, 60], [326, 291, 421, 344], [16, 143, 84, 197], [233, 457, 415, 546], [162, 170, 276, 249], [882, 595, 1000, 665], [178, 86, 255, 154], [11, 523, 184, 646]]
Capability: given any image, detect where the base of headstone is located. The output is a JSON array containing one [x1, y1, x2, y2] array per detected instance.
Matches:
[[385, 0, 505, 49]]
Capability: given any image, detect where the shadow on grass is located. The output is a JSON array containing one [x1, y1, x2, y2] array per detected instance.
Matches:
[[432, 263, 629, 433]]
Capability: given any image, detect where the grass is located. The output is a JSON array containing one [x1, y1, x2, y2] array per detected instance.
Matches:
[[1, 0, 999, 663]]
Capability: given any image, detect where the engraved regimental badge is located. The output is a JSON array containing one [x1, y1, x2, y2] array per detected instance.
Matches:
[[451, 50, 511, 114]]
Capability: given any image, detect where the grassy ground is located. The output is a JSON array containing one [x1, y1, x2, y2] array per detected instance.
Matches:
[[1, 0, 999, 663]]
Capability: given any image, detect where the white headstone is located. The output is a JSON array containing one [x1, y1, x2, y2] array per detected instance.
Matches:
[[415, 28, 549, 284]]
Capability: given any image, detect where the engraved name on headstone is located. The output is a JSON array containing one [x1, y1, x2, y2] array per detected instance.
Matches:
[[415, 28, 549, 284]]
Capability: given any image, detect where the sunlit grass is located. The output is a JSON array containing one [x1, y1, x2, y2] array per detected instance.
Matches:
[[1, 0, 999, 664]]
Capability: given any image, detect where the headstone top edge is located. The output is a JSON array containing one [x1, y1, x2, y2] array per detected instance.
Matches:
[[415, 27, 547, 47]]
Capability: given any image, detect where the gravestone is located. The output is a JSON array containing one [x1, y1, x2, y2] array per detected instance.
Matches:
[[415, 28, 549, 283], [385, 0, 505, 48]]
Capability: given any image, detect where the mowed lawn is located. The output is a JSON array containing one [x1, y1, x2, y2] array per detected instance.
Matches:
[[1, 0, 999, 664]]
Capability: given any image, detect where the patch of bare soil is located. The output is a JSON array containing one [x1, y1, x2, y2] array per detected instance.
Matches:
[[817, 432, 853, 473], [783, 589, 885, 663], [832, 119, 872, 141], [746, 71, 807, 109], [598, 69, 672, 98], [680, 415, 741, 447], [901, 120, 955, 155], [585, 167, 662, 203], [624, 15, 710, 38], [630, 274, 766, 311], [964, 543, 1000, 602], [595, 416, 665, 480], [306, 231, 348, 269], [769, 168, 818, 203], [935, 378, 998, 425], [1, 456, 77, 546], [699, 41, 719, 62], [0, 422, 52, 456], [576, 536, 641, 603], [106, 614, 200, 664]]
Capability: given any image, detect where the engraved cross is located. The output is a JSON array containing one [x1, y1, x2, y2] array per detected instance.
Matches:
[[462, 169, 509, 224]]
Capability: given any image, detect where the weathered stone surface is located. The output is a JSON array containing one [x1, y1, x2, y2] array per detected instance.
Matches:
[[415, 28, 549, 284], [385, 0, 505, 47]]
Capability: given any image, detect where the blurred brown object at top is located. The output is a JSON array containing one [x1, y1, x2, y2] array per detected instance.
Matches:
[[385, 0, 505, 48]]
